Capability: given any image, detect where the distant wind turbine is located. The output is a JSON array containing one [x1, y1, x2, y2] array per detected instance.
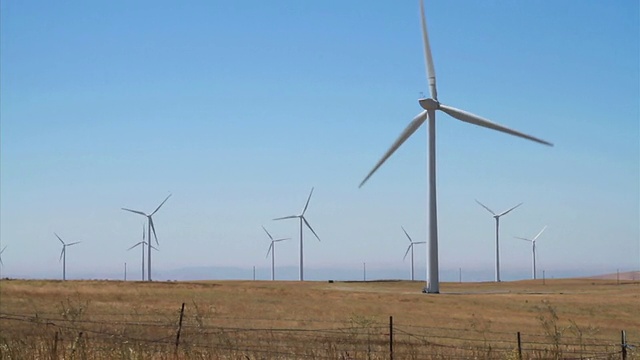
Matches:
[[263, 226, 290, 281], [0, 245, 6, 267], [475, 200, 522, 282], [127, 224, 158, 281], [55, 233, 80, 281], [273, 187, 321, 281], [358, 0, 552, 294], [122, 194, 171, 282], [515, 226, 547, 280], [401, 227, 426, 281]]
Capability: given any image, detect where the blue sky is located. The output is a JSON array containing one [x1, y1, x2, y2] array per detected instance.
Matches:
[[1, 1, 638, 281]]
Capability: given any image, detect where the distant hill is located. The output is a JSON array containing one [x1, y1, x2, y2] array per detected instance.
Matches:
[[586, 271, 640, 281]]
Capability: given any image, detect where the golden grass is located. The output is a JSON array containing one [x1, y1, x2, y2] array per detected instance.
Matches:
[[0, 278, 638, 359]]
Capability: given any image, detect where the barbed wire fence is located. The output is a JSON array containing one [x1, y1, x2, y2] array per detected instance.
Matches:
[[0, 304, 637, 359]]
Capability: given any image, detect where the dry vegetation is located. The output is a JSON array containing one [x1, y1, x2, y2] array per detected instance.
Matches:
[[0, 278, 638, 359]]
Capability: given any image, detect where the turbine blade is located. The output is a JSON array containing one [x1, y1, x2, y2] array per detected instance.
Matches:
[[151, 194, 172, 216], [273, 215, 298, 221], [497, 202, 523, 217], [149, 218, 159, 246], [303, 217, 321, 242], [122, 208, 148, 217], [150, 244, 159, 251], [127, 242, 143, 251], [274, 237, 291, 242], [439, 104, 553, 146], [415, 241, 427, 245], [67, 241, 81, 246], [59, 248, 65, 262], [55, 233, 65, 245], [262, 226, 274, 241], [266, 243, 273, 258], [359, 111, 428, 188], [419, 0, 437, 100], [401, 226, 413, 243], [403, 244, 412, 261], [0, 246, 6, 255], [533, 225, 548, 241], [302, 187, 314, 215], [514, 236, 532, 242], [475, 199, 496, 216]]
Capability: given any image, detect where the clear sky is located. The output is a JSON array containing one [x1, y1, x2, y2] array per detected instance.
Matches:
[[1, 1, 638, 281]]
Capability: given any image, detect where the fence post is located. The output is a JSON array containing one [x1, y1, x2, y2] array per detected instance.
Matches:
[[389, 316, 394, 360], [517, 332, 522, 360], [621, 330, 627, 360], [52, 331, 59, 359], [175, 303, 186, 356]]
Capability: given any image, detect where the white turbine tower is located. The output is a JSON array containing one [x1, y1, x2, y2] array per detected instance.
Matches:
[[55, 233, 80, 281], [122, 194, 171, 282], [263, 226, 290, 281], [515, 226, 547, 280], [359, 0, 552, 293], [475, 200, 522, 282], [401, 226, 426, 281], [273, 187, 321, 281]]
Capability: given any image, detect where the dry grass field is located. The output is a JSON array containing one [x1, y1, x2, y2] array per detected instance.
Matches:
[[1, 277, 638, 359]]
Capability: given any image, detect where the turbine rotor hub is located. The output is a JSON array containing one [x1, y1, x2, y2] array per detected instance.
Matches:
[[419, 98, 440, 111]]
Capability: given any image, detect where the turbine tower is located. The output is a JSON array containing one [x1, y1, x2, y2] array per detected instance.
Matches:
[[359, 0, 552, 293], [515, 226, 547, 279], [402, 227, 426, 281], [55, 233, 80, 281], [263, 226, 290, 281], [122, 194, 171, 282], [475, 200, 522, 282], [273, 187, 321, 281]]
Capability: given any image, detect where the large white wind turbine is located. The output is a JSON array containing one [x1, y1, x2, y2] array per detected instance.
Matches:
[[263, 226, 290, 281], [273, 187, 321, 281], [359, 0, 552, 293], [122, 194, 171, 282], [401, 226, 426, 281], [55, 233, 80, 281], [475, 200, 522, 282], [515, 226, 547, 280]]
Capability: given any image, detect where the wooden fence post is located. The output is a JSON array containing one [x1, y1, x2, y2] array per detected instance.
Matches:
[[52, 331, 59, 359], [517, 332, 522, 360], [175, 303, 186, 356], [621, 330, 627, 360], [389, 316, 394, 360]]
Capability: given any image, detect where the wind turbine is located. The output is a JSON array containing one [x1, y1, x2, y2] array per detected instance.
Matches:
[[475, 200, 522, 282], [359, 0, 552, 293], [55, 233, 80, 281], [401, 226, 426, 281], [273, 187, 321, 281], [122, 194, 171, 282], [263, 226, 290, 281], [127, 224, 158, 281], [515, 225, 547, 280], [0, 245, 6, 267]]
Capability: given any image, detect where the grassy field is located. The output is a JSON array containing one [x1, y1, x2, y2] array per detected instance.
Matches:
[[1, 278, 638, 359]]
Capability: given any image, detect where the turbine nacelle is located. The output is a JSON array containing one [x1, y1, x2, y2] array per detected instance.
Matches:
[[419, 98, 439, 111]]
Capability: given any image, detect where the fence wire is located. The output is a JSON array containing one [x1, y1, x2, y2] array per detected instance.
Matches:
[[0, 310, 636, 360]]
